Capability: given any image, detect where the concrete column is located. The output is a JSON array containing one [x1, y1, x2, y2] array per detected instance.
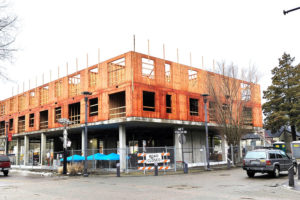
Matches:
[[222, 137, 228, 162], [40, 133, 46, 165], [174, 132, 182, 163], [81, 129, 85, 156], [16, 138, 21, 165], [119, 125, 126, 172], [24, 135, 29, 165]]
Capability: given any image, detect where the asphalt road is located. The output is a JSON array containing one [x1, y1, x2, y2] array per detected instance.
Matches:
[[0, 168, 299, 200]]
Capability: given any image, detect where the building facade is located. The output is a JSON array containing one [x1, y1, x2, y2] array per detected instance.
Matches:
[[0, 51, 263, 170]]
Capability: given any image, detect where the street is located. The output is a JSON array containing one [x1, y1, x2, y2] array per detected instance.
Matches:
[[0, 168, 299, 200]]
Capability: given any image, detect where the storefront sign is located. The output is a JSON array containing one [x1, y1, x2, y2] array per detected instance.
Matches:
[[145, 153, 163, 164], [8, 132, 12, 141]]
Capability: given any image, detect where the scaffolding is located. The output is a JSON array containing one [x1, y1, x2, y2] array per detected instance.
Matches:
[[29, 113, 34, 127], [0, 103, 5, 117], [55, 107, 61, 122], [243, 107, 253, 126], [39, 110, 48, 129], [69, 74, 80, 97], [89, 98, 98, 116], [40, 86, 49, 105], [0, 121, 4, 135], [108, 57, 125, 86]]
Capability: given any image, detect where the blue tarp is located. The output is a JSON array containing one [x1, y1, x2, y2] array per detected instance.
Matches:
[[87, 153, 106, 161], [60, 154, 85, 162], [103, 153, 120, 161]]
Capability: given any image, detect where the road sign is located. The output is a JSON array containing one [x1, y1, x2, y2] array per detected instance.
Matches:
[[174, 127, 187, 134]]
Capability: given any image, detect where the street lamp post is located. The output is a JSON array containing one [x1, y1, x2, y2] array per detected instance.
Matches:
[[82, 91, 92, 177], [5, 121, 8, 156], [202, 94, 210, 170], [58, 118, 72, 175]]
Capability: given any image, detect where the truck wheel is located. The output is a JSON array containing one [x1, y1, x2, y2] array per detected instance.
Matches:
[[247, 171, 255, 178], [3, 170, 9, 176], [293, 164, 297, 175], [273, 166, 280, 178]]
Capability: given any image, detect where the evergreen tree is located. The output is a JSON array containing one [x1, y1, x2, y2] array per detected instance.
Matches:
[[263, 53, 300, 141]]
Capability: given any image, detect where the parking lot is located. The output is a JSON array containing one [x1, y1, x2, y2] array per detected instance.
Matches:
[[0, 168, 299, 200]]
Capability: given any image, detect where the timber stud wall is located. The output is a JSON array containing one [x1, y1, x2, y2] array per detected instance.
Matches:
[[0, 51, 263, 136]]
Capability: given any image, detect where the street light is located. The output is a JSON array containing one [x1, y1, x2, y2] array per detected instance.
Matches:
[[283, 7, 300, 15], [202, 94, 210, 170], [58, 118, 72, 175], [5, 121, 8, 156], [82, 91, 92, 177]]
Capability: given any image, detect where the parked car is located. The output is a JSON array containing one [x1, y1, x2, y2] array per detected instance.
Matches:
[[0, 155, 11, 176], [243, 149, 297, 178]]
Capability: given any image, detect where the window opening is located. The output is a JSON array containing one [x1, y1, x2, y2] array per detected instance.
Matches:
[[40, 86, 49, 105], [0, 103, 5, 116], [55, 107, 61, 123], [0, 121, 5, 135], [209, 101, 217, 122], [89, 67, 98, 87], [142, 58, 155, 79], [69, 102, 80, 124], [89, 98, 98, 117], [68, 74, 81, 97], [29, 91, 36, 106], [165, 63, 171, 82], [55, 80, 62, 98], [188, 69, 198, 87], [242, 107, 253, 126], [109, 91, 126, 119], [189, 98, 199, 116], [39, 110, 48, 129], [29, 113, 34, 128], [108, 57, 125, 86], [143, 91, 155, 112], [18, 116, 25, 133], [9, 119, 13, 131], [166, 94, 172, 113], [241, 83, 251, 101]]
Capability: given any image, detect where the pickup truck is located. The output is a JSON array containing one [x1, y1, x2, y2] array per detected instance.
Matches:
[[0, 155, 11, 176]]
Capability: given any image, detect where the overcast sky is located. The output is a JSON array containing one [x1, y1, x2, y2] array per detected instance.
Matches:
[[1, 0, 300, 102]]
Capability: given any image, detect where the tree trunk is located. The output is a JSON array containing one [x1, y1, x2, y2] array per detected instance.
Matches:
[[291, 125, 297, 141]]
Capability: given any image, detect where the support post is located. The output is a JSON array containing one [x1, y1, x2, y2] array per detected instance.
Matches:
[[24, 135, 29, 165], [16, 138, 20, 165], [40, 133, 46, 165], [288, 166, 294, 187], [81, 129, 85, 156], [174, 131, 182, 168], [119, 125, 126, 172], [154, 162, 158, 176], [298, 164, 300, 180], [231, 144, 234, 166]]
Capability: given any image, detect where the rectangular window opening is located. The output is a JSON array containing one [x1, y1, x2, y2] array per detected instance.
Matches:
[[68, 74, 81, 97], [188, 69, 198, 87], [29, 91, 36, 106], [108, 57, 125, 86], [241, 83, 251, 101], [9, 118, 13, 131], [0, 121, 5, 135], [55, 107, 62, 123], [209, 101, 217, 122], [29, 113, 34, 128], [89, 98, 98, 117], [165, 63, 171, 82], [40, 86, 49, 105], [142, 58, 155, 79], [69, 102, 80, 124], [166, 94, 172, 113], [18, 116, 25, 133], [40, 110, 48, 129], [109, 91, 126, 119], [143, 91, 155, 112], [243, 107, 253, 126], [189, 98, 199, 116], [89, 67, 98, 87], [0, 103, 5, 117]]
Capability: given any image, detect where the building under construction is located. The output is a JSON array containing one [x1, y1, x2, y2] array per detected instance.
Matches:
[[0, 51, 263, 170]]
